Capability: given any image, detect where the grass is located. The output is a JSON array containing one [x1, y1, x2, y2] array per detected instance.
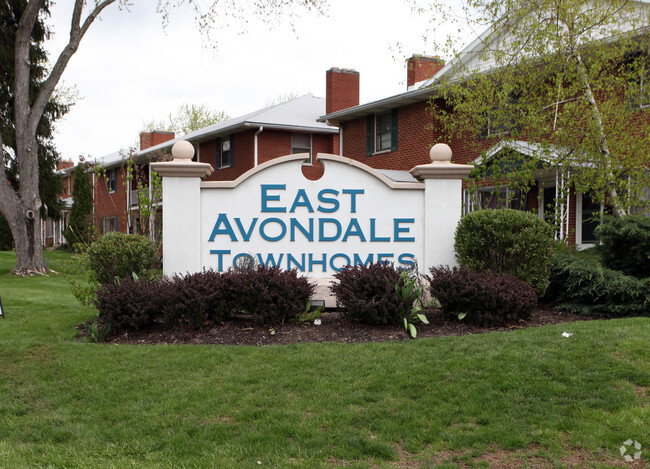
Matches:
[[0, 250, 648, 468]]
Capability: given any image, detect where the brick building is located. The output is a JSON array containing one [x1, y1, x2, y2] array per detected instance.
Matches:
[[80, 94, 338, 241], [320, 39, 650, 247]]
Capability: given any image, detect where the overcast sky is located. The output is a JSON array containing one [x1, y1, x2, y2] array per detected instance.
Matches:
[[45, 0, 472, 161]]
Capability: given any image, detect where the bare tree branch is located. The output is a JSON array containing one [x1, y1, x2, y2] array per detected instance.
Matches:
[[29, 0, 118, 137]]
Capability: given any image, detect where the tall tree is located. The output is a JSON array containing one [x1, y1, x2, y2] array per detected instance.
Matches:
[[0, 0, 69, 256], [425, 0, 650, 218], [1, 0, 326, 275], [142, 103, 229, 137]]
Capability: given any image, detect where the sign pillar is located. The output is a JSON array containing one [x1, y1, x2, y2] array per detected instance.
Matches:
[[410, 144, 473, 271], [151, 141, 214, 276]]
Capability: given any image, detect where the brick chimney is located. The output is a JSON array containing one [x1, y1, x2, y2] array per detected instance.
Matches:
[[326, 68, 360, 114], [140, 130, 175, 151], [56, 159, 75, 171], [407, 55, 445, 88]]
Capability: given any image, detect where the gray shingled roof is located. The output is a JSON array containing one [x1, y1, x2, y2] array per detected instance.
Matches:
[[138, 93, 337, 157]]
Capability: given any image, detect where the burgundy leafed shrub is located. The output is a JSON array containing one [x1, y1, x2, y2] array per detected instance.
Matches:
[[428, 266, 537, 326], [330, 262, 412, 325], [94, 276, 167, 331], [162, 270, 231, 329], [220, 265, 315, 324]]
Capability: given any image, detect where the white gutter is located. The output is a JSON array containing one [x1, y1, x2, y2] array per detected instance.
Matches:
[[254, 126, 264, 167]]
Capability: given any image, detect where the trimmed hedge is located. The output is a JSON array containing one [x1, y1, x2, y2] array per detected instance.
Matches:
[[454, 209, 555, 296], [87, 232, 158, 284], [429, 266, 537, 326], [544, 250, 650, 317], [220, 265, 315, 324], [330, 263, 419, 325], [162, 270, 231, 329], [595, 215, 650, 279], [95, 276, 166, 331], [95, 266, 314, 332]]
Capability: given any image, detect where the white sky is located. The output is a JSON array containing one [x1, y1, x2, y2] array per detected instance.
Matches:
[[45, 0, 473, 161]]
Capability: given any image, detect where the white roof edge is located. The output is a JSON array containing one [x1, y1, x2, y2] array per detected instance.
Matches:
[[421, 24, 495, 87], [474, 140, 567, 165]]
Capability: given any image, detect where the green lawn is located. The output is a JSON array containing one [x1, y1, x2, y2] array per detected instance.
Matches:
[[0, 250, 648, 468]]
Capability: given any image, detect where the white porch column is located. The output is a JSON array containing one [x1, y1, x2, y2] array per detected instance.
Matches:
[[410, 144, 473, 270], [151, 141, 213, 277]]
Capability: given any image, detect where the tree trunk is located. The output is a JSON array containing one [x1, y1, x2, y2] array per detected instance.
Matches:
[[5, 200, 48, 275], [0, 131, 48, 274], [574, 52, 627, 218]]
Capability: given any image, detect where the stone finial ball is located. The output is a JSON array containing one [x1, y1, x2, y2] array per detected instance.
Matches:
[[430, 143, 452, 163], [171, 140, 194, 160]]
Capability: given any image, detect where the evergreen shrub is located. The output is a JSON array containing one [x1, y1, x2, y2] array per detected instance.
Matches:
[[429, 265, 537, 325], [454, 208, 555, 296], [330, 263, 418, 325], [0, 215, 12, 251], [544, 249, 650, 317], [595, 215, 650, 278], [65, 165, 95, 250], [220, 265, 314, 324], [86, 232, 158, 284]]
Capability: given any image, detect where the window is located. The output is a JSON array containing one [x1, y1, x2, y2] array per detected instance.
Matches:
[[463, 186, 527, 214], [375, 112, 392, 151], [625, 58, 650, 109], [477, 90, 521, 139], [106, 168, 117, 193], [478, 115, 512, 139], [291, 133, 312, 162], [576, 193, 610, 246], [216, 136, 234, 169], [640, 69, 649, 108], [102, 216, 118, 234], [366, 109, 398, 155]]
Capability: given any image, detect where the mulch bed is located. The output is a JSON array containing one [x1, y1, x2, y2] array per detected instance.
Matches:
[[90, 305, 596, 346]]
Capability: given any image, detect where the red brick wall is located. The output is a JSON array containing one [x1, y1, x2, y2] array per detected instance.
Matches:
[[326, 68, 360, 114], [93, 167, 128, 234], [341, 99, 497, 170]]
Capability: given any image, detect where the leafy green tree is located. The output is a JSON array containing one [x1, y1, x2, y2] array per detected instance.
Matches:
[[1, 0, 326, 275], [142, 103, 229, 137], [65, 164, 94, 249], [424, 0, 650, 218]]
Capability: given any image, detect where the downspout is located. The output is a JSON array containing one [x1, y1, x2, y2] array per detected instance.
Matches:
[[148, 164, 153, 239], [92, 170, 96, 230], [339, 125, 343, 156], [254, 126, 264, 167], [126, 176, 130, 234]]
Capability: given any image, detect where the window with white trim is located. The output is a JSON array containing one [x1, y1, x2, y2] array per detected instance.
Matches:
[[640, 69, 650, 108], [576, 193, 605, 246], [216, 136, 234, 170], [220, 139, 231, 168], [106, 168, 117, 193], [463, 186, 526, 214], [366, 109, 398, 155], [291, 133, 312, 162], [102, 216, 118, 234], [375, 112, 392, 151]]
